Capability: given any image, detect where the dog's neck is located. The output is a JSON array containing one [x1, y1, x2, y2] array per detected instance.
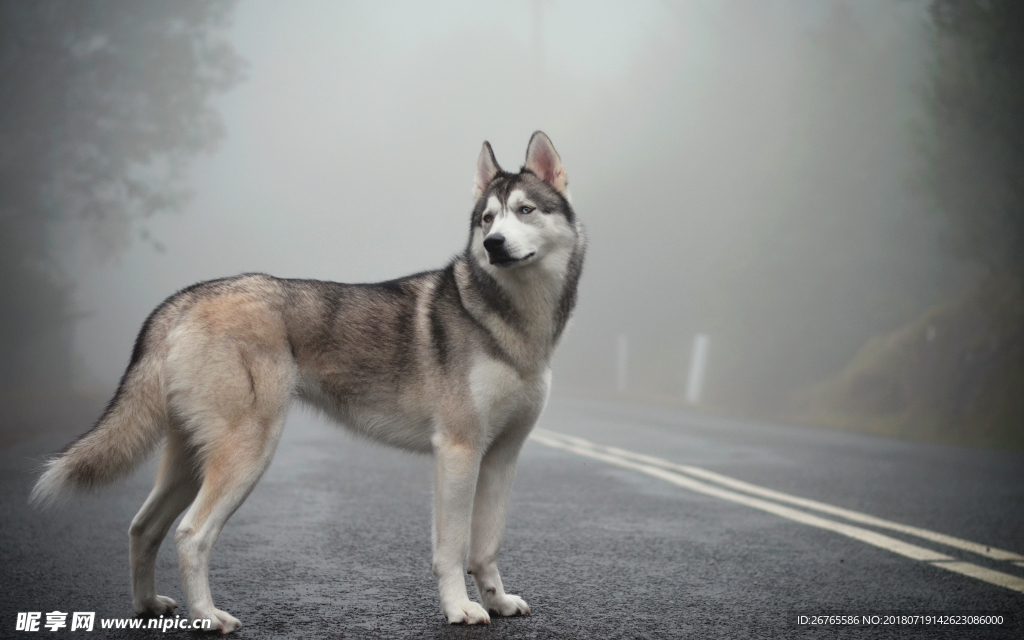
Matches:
[[455, 239, 583, 375]]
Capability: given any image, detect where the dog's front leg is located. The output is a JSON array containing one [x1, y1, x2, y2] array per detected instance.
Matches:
[[431, 434, 490, 625], [467, 430, 531, 617]]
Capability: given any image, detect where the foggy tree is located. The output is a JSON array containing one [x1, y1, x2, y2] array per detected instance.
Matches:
[[692, 2, 940, 415], [928, 0, 1024, 279], [792, 0, 1024, 448], [0, 1, 243, 392]]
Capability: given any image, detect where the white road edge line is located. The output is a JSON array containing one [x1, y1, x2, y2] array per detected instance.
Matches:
[[534, 428, 1024, 562], [529, 431, 1024, 595]]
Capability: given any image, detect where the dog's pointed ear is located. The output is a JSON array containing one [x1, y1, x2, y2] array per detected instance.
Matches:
[[524, 131, 567, 194], [474, 141, 501, 199]]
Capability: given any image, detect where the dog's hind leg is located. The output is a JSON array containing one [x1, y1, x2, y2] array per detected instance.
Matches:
[[467, 418, 536, 617], [172, 405, 288, 634], [161, 297, 296, 633], [129, 427, 201, 617]]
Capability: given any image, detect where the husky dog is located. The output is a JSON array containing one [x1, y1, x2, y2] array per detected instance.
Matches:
[[31, 132, 585, 632]]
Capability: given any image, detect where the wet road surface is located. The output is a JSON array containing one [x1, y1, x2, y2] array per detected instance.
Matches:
[[3, 396, 1023, 638]]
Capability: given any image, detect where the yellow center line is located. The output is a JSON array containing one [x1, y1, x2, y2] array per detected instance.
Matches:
[[529, 430, 1024, 595]]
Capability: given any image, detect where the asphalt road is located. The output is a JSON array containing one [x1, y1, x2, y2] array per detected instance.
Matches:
[[2, 396, 1023, 639]]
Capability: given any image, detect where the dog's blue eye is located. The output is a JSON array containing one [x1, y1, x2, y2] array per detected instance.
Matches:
[[520, 206, 534, 214]]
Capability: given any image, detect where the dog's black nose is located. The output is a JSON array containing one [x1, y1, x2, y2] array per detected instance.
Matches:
[[483, 234, 505, 252]]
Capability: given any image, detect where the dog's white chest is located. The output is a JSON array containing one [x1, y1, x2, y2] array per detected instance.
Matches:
[[468, 356, 550, 437]]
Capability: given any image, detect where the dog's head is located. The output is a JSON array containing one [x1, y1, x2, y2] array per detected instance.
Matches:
[[468, 132, 580, 273]]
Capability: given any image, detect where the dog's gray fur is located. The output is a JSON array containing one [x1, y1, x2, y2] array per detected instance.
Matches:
[[31, 132, 585, 632]]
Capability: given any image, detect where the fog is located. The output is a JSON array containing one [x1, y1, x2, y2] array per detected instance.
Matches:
[[65, 0, 963, 423]]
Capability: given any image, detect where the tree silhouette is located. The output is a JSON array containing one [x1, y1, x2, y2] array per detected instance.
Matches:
[[928, 0, 1024, 279], [0, 1, 243, 392]]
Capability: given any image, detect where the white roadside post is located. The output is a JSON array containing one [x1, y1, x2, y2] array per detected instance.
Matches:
[[685, 333, 710, 405], [616, 333, 629, 393]]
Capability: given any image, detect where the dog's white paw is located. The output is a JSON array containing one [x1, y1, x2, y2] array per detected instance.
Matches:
[[134, 595, 178, 617], [483, 593, 531, 617], [444, 599, 491, 625], [192, 608, 242, 634]]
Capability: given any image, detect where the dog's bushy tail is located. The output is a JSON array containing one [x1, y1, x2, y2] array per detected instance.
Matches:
[[30, 348, 168, 509]]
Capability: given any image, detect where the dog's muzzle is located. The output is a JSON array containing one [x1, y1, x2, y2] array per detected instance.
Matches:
[[484, 233, 535, 266], [484, 233, 513, 265]]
